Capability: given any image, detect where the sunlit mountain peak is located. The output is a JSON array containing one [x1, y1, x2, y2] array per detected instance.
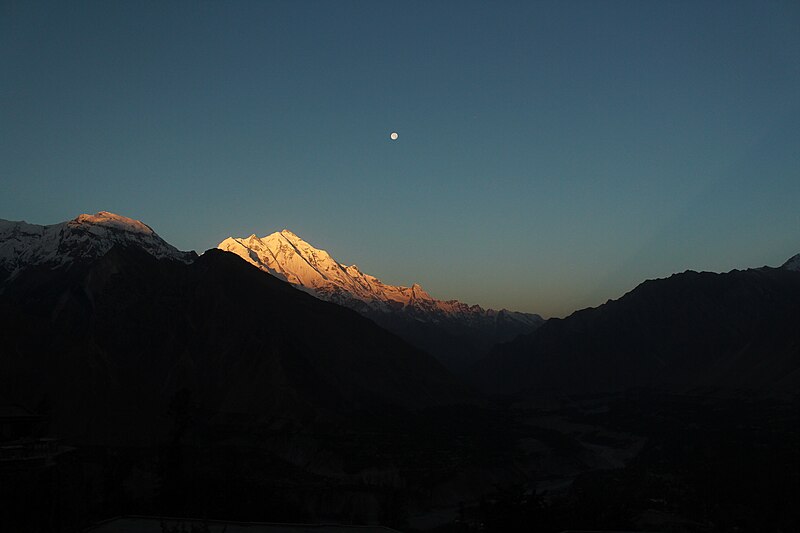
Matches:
[[217, 230, 542, 329], [0, 211, 195, 281]]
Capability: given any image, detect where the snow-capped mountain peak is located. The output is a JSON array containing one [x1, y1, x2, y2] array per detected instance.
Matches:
[[217, 230, 542, 330], [0, 211, 195, 280], [70, 211, 156, 235]]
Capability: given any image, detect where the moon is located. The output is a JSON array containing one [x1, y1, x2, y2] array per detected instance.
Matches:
[[390, 132, 399, 140]]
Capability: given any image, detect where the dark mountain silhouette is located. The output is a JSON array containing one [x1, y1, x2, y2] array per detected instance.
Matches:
[[473, 264, 800, 395], [0, 244, 471, 446]]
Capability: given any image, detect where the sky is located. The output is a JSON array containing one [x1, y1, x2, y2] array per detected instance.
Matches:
[[1, 1, 799, 317]]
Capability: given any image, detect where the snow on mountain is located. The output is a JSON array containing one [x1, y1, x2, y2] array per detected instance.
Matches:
[[782, 253, 800, 272], [0, 211, 195, 279], [218, 229, 541, 327]]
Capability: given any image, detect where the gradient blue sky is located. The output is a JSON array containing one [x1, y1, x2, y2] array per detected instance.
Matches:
[[2, 1, 799, 317]]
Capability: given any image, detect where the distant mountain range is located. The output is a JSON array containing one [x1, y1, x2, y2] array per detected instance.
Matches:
[[473, 259, 800, 396], [219, 230, 543, 373], [0, 212, 469, 445]]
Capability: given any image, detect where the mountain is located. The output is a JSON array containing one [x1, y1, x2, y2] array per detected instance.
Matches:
[[473, 258, 800, 396], [0, 213, 470, 445], [0, 211, 195, 282], [782, 253, 800, 272], [218, 230, 543, 372]]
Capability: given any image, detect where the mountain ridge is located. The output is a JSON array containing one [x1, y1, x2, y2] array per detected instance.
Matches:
[[0, 211, 196, 282], [782, 253, 800, 272], [473, 261, 800, 396], [218, 229, 544, 372], [219, 229, 541, 322]]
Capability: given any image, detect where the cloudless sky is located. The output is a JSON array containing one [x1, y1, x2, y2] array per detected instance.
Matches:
[[2, 1, 799, 317]]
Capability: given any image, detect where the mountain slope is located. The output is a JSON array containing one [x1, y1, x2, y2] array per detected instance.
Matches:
[[219, 230, 543, 372], [0, 215, 470, 445], [473, 261, 800, 396], [782, 253, 800, 272]]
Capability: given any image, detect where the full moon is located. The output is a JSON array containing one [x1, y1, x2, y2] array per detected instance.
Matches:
[[390, 132, 399, 140]]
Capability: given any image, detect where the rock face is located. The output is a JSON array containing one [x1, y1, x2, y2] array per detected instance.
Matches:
[[219, 230, 543, 372], [0, 213, 470, 445], [473, 261, 800, 396]]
